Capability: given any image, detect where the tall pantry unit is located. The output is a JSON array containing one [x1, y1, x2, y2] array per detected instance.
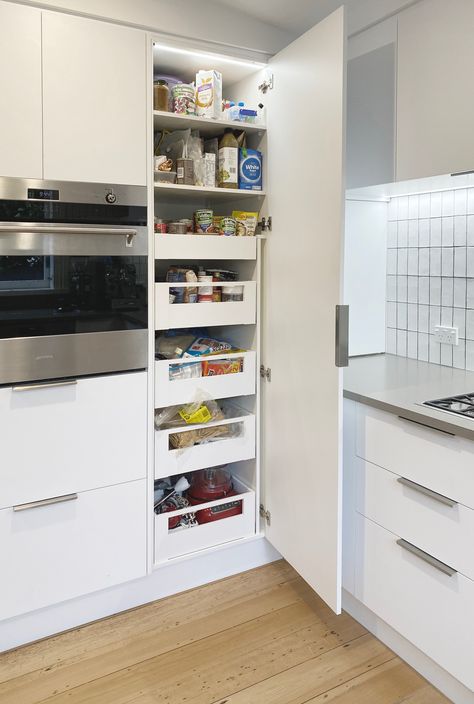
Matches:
[[151, 8, 346, 613]]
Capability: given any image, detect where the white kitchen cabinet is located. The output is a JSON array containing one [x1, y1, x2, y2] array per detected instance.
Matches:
[[0, 1, 42, 179], [397, 0, 474, 181], [152, 7, 346, 614], [0, 372, 147, 509], [0, 480, 147, 621], [42, 12, 147, 185]]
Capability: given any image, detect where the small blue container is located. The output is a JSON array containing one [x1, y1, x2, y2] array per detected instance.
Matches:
[[239, 148, 262, 191]]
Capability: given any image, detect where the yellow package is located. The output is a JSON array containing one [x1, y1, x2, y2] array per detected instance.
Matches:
[[232, 211, 258, 237]]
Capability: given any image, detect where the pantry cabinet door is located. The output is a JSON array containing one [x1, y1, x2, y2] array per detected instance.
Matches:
[[263, 7, 345, 613], [0, 1, 42, 178], [42, 12, 147, 185]]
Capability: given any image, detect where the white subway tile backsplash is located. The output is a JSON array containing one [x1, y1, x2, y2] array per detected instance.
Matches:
[[454, 216, 467, 246], [419, 277, 430, 304], [431, 192, 442, 218], [387, 189, 474, 370], [441, 217, 454, 246], [398, 221, 408, 247], [418, 333, 429, 361], [407, 249, 418, 276], [455, 189, 468, 215], [419, 219, 430, 247], [442, 190, 455, 216], [419, 193, 431, 219], [430, 218, 442, 246]]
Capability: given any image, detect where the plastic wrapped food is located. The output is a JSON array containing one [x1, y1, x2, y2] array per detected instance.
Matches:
[[168, 361, 202, 380], [169, 421, 241, 450], [183, 337, 234, 357], [202, 359, 243, 376], [154, 395, 224, 430]]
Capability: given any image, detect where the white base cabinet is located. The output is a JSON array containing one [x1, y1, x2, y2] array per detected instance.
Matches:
[[0, 480, 147, 621]]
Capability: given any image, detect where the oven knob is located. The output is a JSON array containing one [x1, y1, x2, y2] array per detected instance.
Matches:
[[105, 192, 116, 204]]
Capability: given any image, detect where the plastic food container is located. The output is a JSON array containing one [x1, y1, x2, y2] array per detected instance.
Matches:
[[222, 285, 244, 302], [155, 171, 177, 184]]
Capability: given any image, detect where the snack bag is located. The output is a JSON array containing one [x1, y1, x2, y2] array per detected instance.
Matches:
[[232, 211, 258, 236]]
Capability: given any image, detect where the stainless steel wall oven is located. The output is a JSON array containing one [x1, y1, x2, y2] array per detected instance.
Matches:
[[0, 178, 148, 385]]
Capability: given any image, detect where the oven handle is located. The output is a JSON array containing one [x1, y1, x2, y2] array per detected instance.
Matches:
[[0, 225, 137, 246]]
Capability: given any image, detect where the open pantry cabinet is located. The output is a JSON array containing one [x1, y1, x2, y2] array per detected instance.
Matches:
[[150, 7, 345, 614]]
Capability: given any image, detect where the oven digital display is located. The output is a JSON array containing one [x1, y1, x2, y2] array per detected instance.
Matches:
[[27, 188, 60, 200]]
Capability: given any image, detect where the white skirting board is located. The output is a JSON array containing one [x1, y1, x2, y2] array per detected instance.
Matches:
[[0, 535, 280, 653], [342, 589, 474, 704]]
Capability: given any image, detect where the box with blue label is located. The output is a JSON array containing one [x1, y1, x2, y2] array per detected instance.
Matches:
[[239, 148, 262, 191]]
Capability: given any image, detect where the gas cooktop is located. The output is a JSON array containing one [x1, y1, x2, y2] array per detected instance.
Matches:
[[424, 393, 474, 418]]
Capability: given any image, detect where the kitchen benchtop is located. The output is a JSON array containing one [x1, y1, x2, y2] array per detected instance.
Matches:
[[343, 354, 474, 440]]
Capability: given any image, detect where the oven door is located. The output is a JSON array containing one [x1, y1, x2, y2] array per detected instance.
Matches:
[[0, 224, 148, 385]]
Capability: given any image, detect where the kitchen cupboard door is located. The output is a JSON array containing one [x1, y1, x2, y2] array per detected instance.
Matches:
[[42, 13, 147, 185], [0, 1, 42, 178], [262, 7, 345, 613], [397, 0, 474, 181]]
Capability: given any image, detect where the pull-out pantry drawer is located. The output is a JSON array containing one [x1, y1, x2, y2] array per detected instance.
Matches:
[[0, 371, 147, 509], [356, 458, 474, 581], [0, 480, 147, 621], [155, 351, 257, 407], [355, 515, 474, 691], [155, 411, 255, 479], [356, 404, 474, 508]]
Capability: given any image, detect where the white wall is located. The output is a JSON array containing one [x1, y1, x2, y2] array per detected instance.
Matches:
[[14, 0, 291, 57], [344, 199, 388, 356]]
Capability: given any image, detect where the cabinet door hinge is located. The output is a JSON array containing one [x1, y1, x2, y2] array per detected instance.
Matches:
[[258, 216, 272, 232], [258, 71, 274, 94], [259, 504, 271, 525], [260, 365, 271, 382]]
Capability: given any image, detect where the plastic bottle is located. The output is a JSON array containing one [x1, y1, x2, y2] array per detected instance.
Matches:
[[218, 129, 239, 189]]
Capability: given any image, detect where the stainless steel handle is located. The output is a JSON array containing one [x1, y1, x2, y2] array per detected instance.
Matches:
[[397, 476, 457, 508], [397, 538, 456, 577], [335, 305, 349, 368], [398, 415, 455, 437], [0, 225, 137, 246], [12, 380, 78, 392], [13, 493, 78, 512]]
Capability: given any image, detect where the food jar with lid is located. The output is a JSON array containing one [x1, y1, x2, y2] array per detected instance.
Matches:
[[154, 80, 170, 112]]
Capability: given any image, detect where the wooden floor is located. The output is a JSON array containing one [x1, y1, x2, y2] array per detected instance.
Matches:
[[0, 561, 449, 704]]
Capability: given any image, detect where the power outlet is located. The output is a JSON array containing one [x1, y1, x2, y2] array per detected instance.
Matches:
[[434, 325, 459, 345]]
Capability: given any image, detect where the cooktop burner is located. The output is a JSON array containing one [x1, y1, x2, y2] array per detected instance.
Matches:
[[424, 393, 474, 418]]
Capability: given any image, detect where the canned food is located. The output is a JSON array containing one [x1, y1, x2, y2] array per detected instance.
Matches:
[[222, 285, 244, 302], [219, 216, 236, 236], [168, 221, 188, 234], [194, 209, 213, 233], [154, 218, 168, 234], [198, 274, 213, 302]]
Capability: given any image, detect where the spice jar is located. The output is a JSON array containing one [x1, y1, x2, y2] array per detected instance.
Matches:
[[154, 80, 170, 112]]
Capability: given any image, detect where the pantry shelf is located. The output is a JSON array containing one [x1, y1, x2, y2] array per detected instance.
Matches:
[[154, 182, 266, 200], [155, 234, 257, 261], [153, 110, 266, 136]]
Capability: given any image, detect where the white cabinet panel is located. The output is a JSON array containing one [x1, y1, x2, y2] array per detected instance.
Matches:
[[263, 8, 345, 614], [0, 480, 147, 620], [397, 0, 474, 180], [42, 12, 147, 185], [0, 372, 147, 509], [355, 515, 474, 691], [0, 1, 42, 178]]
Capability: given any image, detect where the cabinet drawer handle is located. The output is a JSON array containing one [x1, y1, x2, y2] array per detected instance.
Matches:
[[12, 380, 78, 392], [13, 493, 78, 512], [397, 477, 457, 508], [397, 538, 456, 577], [397, 415, 455, 437]]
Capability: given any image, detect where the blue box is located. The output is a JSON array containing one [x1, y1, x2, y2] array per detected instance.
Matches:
[[239, 148, 262, 191]]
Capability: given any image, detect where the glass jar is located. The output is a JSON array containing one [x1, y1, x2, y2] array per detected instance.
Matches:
[[153, 80, 170, 112]]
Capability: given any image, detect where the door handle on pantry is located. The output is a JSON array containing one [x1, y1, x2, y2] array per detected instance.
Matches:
[[397, 415, 456, 437], [12, 380, 78, 392], [397, 477, 457, 508], [13, 493, 78, 512], [396, 539, 457, 577], [335, 305, 349, 368]]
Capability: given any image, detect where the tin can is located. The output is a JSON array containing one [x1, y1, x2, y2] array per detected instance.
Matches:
[[194, 209, 213, 233], [219, 216, 236, 236], [154, 218, 168, 234]]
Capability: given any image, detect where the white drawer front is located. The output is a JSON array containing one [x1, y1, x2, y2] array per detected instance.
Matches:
[[155, 352, 257, 407], [356, 404, 474, 509], [355, 515, 474, 691], [155, 479, 255, 563], [155, 234, 257, 261], [356, 458, 474, 581], [0, 372, 147, 509], [155, 282, 257, 330], [0, 480, 147, 621], [155, 414, 256, 479]]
